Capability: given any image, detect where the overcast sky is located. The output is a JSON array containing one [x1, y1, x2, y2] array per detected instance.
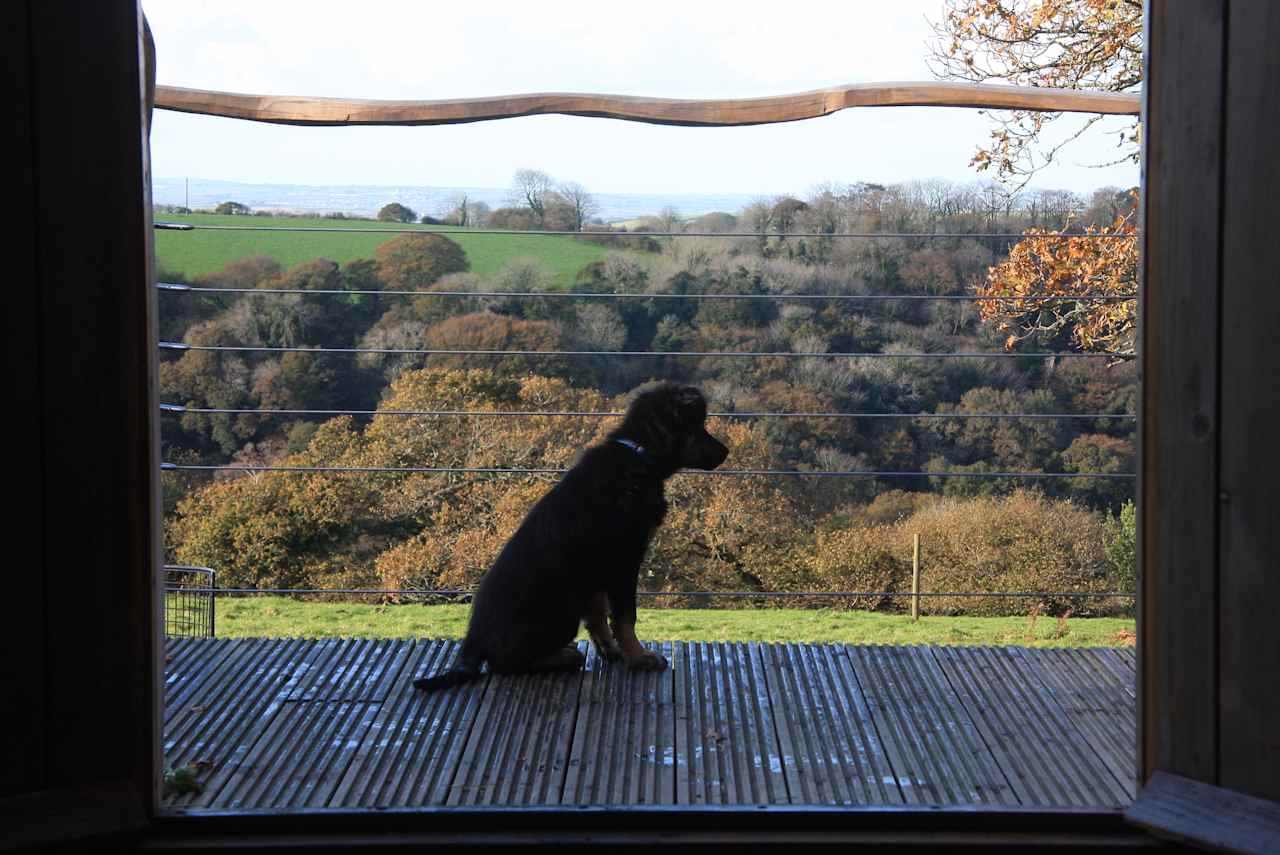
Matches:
[[145, 0, 1140, 197]]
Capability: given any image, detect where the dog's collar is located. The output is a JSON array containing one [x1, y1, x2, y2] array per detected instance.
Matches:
[[614, 438, 655, 464]]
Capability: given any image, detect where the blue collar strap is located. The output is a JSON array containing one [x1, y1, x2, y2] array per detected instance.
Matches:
[[614, 438, 653, 461]]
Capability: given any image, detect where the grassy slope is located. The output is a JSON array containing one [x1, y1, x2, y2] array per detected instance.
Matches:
[[213, 596, 1136, 648], [154, 213, 611, 286]]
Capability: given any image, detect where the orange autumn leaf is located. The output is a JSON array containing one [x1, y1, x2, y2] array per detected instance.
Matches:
[[977, 195, 1137, 357]]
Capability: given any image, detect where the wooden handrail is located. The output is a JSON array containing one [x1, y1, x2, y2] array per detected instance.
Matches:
[[154, 81, 1139, 128]]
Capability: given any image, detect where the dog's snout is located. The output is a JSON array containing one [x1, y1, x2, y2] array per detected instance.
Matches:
[[699, 431, 729, 470]]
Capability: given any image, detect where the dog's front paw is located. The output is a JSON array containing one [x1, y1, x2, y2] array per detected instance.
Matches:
[[626, 650, 669, 672], [595, 640, 624, 662]]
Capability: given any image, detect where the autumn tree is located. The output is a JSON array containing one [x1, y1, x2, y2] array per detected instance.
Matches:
[[1061, 432, 1134, 509], [770, 197, 809, 236], [925, 387, 1069, 472], [374, 233, 469, 291], [377, 202, 418, 223], [899, 248, 961, 295], [167, 415, 383, 589], [485, 207, 539, 230], [930, 0, 1142, 357], [158, 255, 283, 341], [421, 312, 565, 379]]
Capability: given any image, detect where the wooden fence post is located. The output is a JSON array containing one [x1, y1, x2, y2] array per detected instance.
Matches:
[[912, 533, 921, 621]]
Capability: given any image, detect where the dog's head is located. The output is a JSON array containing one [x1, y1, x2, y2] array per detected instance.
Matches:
[[615, 383, 729, 472]]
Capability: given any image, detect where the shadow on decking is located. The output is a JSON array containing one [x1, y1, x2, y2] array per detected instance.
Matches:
[[162, 638, 1135, 812]]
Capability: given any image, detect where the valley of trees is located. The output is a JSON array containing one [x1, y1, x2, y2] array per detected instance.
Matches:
[[160, 176, 1138, 616]]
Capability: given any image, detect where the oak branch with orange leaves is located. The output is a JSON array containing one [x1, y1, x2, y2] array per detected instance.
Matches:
[[931, 0, 1142, 359], [929, 0, 1143, 186], [978, 201, 1137, 358]]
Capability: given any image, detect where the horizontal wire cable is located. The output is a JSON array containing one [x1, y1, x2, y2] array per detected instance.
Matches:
[[158, 282, 1138, 302], [159, 403, 1136, 420], [158, 221, 1140, 606], [160, 462, 1134, 479], [159, 341, 1123, 359], [201, 587, 1135, 599], [159, 222, 1135, 239]]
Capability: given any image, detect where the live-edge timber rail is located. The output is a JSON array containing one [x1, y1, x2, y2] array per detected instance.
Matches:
[[154, 81, 1139, 128], [163, 638, 1136, 811]]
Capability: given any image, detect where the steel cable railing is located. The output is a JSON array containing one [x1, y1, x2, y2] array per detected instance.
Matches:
[[159, 281, 1137, 302], [160, 341, 1125, 360], [157, 220, 1138, 612], [157, 221, 1135, 240], [159, 402, 1135, 421], [160, 462, 1133, 479], [205, 587, 1135, 601]]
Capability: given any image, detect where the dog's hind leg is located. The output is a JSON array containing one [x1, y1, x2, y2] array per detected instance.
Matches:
[[532, 645, 587, 673], [584, 591, 623, 662]]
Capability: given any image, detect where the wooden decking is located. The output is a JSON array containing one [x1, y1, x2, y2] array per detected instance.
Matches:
[[163, 638, 1135, 812]]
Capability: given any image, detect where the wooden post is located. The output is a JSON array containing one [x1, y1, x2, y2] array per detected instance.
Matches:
[[1139, 0, 1226, 787], [912, 534, 921, 622], [6, 0, 159, 842]]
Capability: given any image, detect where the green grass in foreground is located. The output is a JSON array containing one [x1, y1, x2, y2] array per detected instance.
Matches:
[[210, 596, 1136, 648], [154, 213, 613, 286]]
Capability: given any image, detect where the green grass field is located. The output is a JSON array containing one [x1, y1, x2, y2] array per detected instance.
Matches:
[[209, 596, 1136, 648], [154, 213, 613, 287]]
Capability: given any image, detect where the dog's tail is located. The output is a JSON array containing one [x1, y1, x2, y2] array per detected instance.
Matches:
[[412, 650, 483, 692]]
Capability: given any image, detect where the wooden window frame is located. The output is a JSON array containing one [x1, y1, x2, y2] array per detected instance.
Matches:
[[8, 0, 1280, 850]]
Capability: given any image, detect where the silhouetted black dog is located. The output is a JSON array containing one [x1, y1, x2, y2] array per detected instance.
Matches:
[[413, 382, 728, 690]]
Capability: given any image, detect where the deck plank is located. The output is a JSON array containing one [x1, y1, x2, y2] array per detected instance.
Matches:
[[671, 642, 695, 805], [199, 639, 354, 809], [675, 641, 715, 805], [563, 641, 675, 805], [1016, 647, 1136, 798], [280, 640, 416, 808], [846, 645, 1017, 805], [729, 643, 788, 804], [675, 642, 787, 805], [208, 638, 417, 809], [164, 639, 1137, 810], [447, 644, 585, 806], [163, 636, 221, 706], [934, 647, 1130, 807], [762, 643, 841, 804], [760, 643, 902, 805], [1090, 646, 1139, 690], [330, 640, 490, 807], [166, 638, 316, 809], [1117, 645, 1136, 672], [493, 642, 587, 806], [164, 637, 236, 722]]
